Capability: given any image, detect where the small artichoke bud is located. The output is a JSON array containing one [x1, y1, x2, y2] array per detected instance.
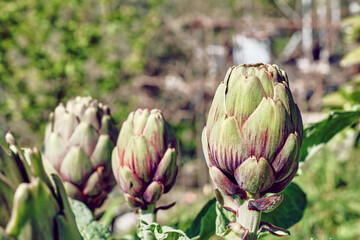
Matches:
[[202, 63, 303, 198], [112, 109, 178, 210], [42, 96, 119, 210]]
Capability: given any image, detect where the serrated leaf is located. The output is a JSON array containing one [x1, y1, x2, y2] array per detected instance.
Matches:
[[144, 223, 190, 240], [185, 198, 216, 239], [299, 109, 360, 162], [261, 182, 306, 229]]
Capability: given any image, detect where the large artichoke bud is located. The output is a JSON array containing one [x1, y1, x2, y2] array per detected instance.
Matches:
[[0, 133, 82, 240], [42, 96, 119, 210], [112, 109, 178, 210], [202, 64, 303, 199]]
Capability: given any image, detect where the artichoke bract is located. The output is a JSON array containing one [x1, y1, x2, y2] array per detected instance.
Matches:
[[0, 133, 82, 240], [42, 96, 119, 210], [202, 63, 303, 198], [112, 109, 178, 210]]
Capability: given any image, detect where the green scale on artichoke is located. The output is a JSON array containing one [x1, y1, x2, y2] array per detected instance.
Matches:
[[42, 96, 119, 210]]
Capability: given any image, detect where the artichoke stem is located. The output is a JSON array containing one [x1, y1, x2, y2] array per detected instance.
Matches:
[[139, 204, 156, 240], [237, 196, 261, 240], [139, 204, 156, 225]]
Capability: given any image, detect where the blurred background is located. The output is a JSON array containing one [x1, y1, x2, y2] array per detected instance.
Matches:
[[1, 0, 360, 239]]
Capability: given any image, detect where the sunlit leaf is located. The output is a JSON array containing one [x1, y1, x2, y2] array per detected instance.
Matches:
[[340, 46, 360, 67], [299, 108, 360, 162], [185, 198, 216, 239]]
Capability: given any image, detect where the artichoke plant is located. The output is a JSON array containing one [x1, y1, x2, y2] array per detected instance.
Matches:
[[0, 133, 82, 240], [42, 96, 119, 210], [112, 109, 178, 211], [202, 63, 303, 239]]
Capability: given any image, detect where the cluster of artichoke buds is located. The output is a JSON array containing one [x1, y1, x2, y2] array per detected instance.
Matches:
[[202, 63, 303, 238], [112, 109, 178, 211], [42, 97, 179, 213], [0, 133, 82, 240], [42, 96, 119, 210], [1, 62, 302, 240]]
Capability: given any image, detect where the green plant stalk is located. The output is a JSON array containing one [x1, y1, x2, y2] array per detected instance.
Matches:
[[139, 204, 156, 240], [140, 205, 156, 225], [99, 197, 124, 227], [237, 195, 261, 240]]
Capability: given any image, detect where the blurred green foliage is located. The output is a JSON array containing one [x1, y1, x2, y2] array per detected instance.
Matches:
[[0, 0, 164, 142], [324, 13, 360, 110], [341, 14, 360, 66]]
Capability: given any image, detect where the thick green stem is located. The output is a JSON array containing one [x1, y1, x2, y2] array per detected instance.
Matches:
[[138, 205, 156, 240], [140, 205, 156, 225], [237, 196, 261, 240]]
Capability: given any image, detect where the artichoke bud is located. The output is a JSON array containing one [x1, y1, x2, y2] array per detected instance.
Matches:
[[202, 64, 303, 198], [42, 96, 119, 210], [112, 109, 178, 209]]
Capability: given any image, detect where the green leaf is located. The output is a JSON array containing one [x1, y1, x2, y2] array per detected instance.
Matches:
[[68, 198, 93, 233], [299, 109, 360, 162], [0, 176, 15, 228], [146, 223, 191, 240], [69, 198, 111, 240], [81, 221, 111, 240], [5, 179, 60, 239], [215, 202, 236, 237], [99, 197, 124, 227], [185, 198, 216, 239], [25, 149, 54, 194], [52, 175, 83, 240], [261, 182, 307, 229]]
